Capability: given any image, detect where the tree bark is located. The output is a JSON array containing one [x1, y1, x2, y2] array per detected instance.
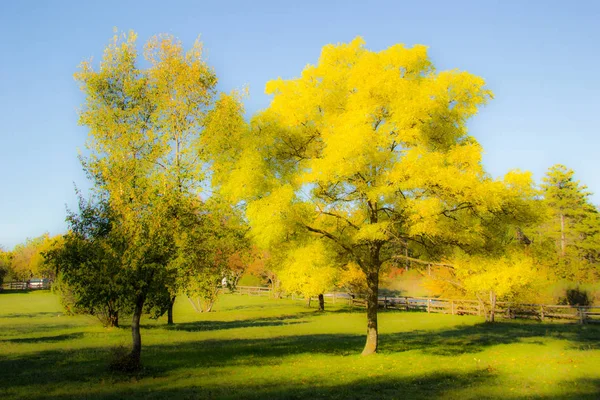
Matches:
[[318, 293, 325, 311], [489, 290, 496, 323], [362, 268, 379, 355], [130, 294, 145, 369], [167, 296, 176, 325], [109, 309, 119, 328], [560, 213, 566, 257]]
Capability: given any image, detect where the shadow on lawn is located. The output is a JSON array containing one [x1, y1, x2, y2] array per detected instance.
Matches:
[[42, 370, 495, 400], [148, 313, 312, 332], [1, 319, 599, 399], [1, 332, 85, 344], [380, 320, 600, 355]]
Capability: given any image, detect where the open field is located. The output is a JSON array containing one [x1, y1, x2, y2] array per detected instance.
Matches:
[[1, 291, 600, 399]]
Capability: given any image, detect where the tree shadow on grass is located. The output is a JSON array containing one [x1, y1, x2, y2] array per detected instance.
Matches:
[[1, 323, 84, 338], [380, 320, 600, 356], [42, 370, 495, 400], [143, 312, 313, 332], [1, 319, 599, 399], [1, 332, 85, 344]]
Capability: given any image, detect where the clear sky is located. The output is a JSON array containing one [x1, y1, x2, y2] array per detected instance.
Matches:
[[1, 0, 599, 249]]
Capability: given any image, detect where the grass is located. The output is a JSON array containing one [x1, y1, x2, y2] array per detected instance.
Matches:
[[1, 291, 599, 399]]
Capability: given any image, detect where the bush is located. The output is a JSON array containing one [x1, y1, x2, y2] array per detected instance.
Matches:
[[559, 287, 593, 306]]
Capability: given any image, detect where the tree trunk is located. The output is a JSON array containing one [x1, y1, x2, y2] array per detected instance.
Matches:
[[109, 309, 119, 328], [489, 290, 496, 323], [362, 268, 379, 355], [130, 294, 145, 369], [560, 213, 566, 257], [167, 296, 176, 325], [318, 293, 325, 312], [306, 296, 311, 307]]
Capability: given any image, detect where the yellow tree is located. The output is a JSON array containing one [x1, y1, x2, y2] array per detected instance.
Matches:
[[10, 234, 60, 280], [207, 37, 534, 355], [278, 240, 339, 310]]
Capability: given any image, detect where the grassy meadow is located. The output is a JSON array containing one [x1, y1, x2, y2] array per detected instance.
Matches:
[[1, 290, 599, 399]]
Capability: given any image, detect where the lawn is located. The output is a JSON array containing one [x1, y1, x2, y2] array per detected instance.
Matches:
[[1, 291, 599, 399]]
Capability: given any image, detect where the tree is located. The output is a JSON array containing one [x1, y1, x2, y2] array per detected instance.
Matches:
[[74, 31, 217, 368], [0, 246, 10, 286], [207, 37, 533, 354], [278, 240, 339, 310], [538, 165, 600, 282], [10, 234, 57, 280], [451, 251, 538, 322]]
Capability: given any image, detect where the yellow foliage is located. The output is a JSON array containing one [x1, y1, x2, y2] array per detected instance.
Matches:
[[452, 251, 539, 300], [337, 262, 368, 295], [278, 241, 338, 298], [246, 185, 295, 248]]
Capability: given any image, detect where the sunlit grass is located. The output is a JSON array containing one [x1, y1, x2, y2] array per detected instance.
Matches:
[[1, 290, 599, 399]]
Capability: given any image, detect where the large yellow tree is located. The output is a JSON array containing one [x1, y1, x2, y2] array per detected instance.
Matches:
[[207, 37, 534, 355]]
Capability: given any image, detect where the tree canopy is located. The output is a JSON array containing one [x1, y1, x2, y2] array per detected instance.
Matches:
[[207, 37, 537, 354]]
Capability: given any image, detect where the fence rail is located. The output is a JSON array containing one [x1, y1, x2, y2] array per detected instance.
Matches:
[[233, 286, 600, 325], [1, 281, 28, 290]]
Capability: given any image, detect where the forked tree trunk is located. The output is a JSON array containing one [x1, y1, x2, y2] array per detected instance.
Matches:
[[318, 294, 325, 311], [167, 296, 176, 325], [130, 294, 145, 369], [108, 309, 119, 328], [362, 268, 379, 355]]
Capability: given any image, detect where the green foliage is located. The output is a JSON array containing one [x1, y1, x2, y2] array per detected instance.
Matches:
[[45, 194, 131, 326], [534, 164, 600, 283]]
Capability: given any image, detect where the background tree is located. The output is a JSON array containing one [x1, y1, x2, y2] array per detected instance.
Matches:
[[10, 234, 57, 280], [524, 164, 600, 301], [278, 240, 339, 310], [207, 37, 535, 354], [0, 246, 11, 286]]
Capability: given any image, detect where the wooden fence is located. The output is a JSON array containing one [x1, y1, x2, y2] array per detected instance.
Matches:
[[234, 285, 274, 296], [1, 281, 28, 290], [233, 286, 600, 325]]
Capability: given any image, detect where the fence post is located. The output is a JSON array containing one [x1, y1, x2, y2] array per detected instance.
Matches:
[[384, 296, 388, 310], [405, 297, 410, 311], [579, 307, 585, 325], [427, 298, 431, 313], [540, 305, 545, 321], [451, 300, 455, 315]]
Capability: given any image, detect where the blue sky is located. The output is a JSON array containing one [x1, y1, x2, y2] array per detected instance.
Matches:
[[1, 0, 599, 249]]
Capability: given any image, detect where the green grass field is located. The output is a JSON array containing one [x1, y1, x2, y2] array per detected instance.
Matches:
[[1, 291, 599, 399]]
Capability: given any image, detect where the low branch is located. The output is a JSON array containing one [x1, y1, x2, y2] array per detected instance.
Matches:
[[303, 224, 364, 269], [391, 254, 454, 268]]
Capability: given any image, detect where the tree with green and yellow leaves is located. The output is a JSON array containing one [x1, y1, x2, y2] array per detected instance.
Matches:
[[206, 37, 536, 354], [536, 164, 600, 282], [74, 30, 218, 368]]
